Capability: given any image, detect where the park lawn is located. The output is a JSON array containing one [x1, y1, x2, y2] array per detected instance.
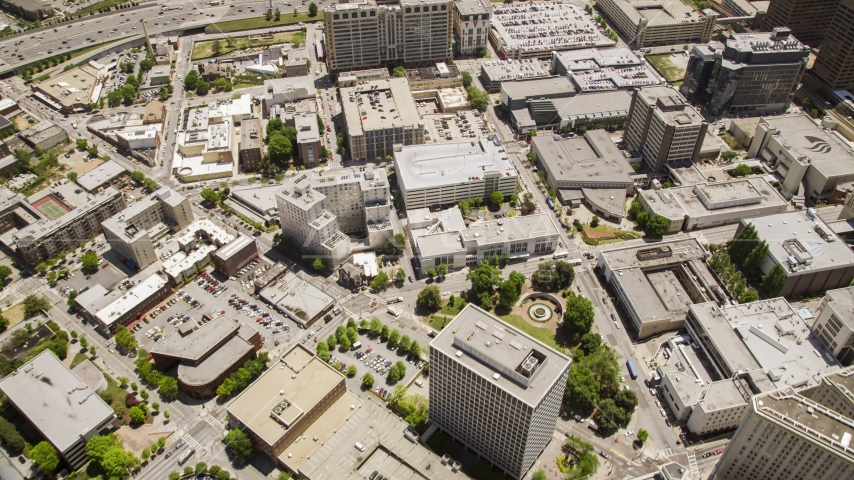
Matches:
[[645, 54, 685, 82], [70, 352, 89, 368], [2, 302, 27, 327], [74, 0, 132, 17], [205, 13, 315, 33], [498, 314, 561, 351], [440, 297, 464, 317], [427, 314, 453, 331], [191, 32, 297, 60]]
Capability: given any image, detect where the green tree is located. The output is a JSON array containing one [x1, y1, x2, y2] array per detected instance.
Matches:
[[398, 335, 411, 352], [308, 2, 318, 16], [195, 80, 210, 95], [388, 329, 401, 347], [409, 340, 421, 358], [416, 285, 442, 310], [395, 268, 406, 283], [561, 292, 595, 342], [274, 7, 281, 21], [125, 74, 139, 88], [121, 84, 137, 103], [213, 77, 233, 92], [498, 278, 521, 308], [200, 188, 220, 205], [107, 89, 123, 107], [370, 271, 390, 290], [466, 85, 489, 111], [266, 9, 273, 21], [478, 291, 493, 310], [115, 328, 138, 352], [579, 331, 602, 355], [347, 364, 357, 377], [637, 429, 649, 444], [129, 406, 146, 424], [389, 361, 407, 382], [467, 261, 501, 296], [383, 232, 407, 255], [23, 294, 50, 318], [81, 251, 99, 272], [268, 133, 293, 162], [532, 470, 547, 480], [762, 263, 787, 297], [720, 150, 739, 162], [437, 263, 448, 279], [131, 171, 145, 183], [743, 240, 769, 278], [380, 324, 390, 341], [362, 373, 375, 390], [66, 171, 78, 183], [312, 258, 325, 271], [594, 398, 627, 433], [158, 376, 179, 399], [741, 289, 760, 303], [316, 341, 330, 362], [645, 214, 670, 236], [169, 473, 181, 480], [426, 268, 436, 281], [0, 418, 26, 453], [224, 428, 254, 461], [490, 190, 504, 206], [392, 66, 406, 77], [31, 441, 60, 473], [461, 71, 473, 87]]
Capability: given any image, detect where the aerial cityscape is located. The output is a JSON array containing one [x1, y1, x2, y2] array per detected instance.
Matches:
[[0, 0, 854, 479]]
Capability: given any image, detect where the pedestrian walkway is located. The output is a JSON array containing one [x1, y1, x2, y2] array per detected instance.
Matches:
[[687, 451, 699, 478]]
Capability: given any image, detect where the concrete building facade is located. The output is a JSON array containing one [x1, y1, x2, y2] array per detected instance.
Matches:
[[809, 0, 854, 93], [453, 0, 491, 56], [759, 0, 838, 47], [624, 86, 708, 172], [212, 233, 259, 277], [75, 273, 171, 331], [813, 286, 854, 366], [323, 0, 453, 74], [682, 28, 810, 115], [239, 118, 264, 173], [596, 0, 718, 48], [429, 305, 571, 479]]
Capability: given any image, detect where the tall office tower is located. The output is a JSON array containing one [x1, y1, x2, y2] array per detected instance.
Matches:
[[810, 0, 854, 92], [453, 0, 491, 56], [623, 86, 708, 172], [323, 0, 453, 73], [760, 0, 839, 46], [711, 368, 854, 480], [429, 305, 572, 479], [681, 28, 810, 115]]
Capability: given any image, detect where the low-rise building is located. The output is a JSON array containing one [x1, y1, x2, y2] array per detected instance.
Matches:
[[212, 233, 258, 277], [0, 189, 42, 235], [101, 187, 193, 270], [148, 66, 171, 86], [813, 286, 854, 366], [115, 128, 159, 151], [394, 138, 516, 210], [746, 114, 854, 202], [596, 0, 718, 48], [19, 121, 69, 151], [31, 64, 102, 114], [150, 316, 261, 398], [479, 59, 551, 94], [283, 48, 310, 77], [341, 78, 424, 161], [76, 160, 129, 193], [10, 187, 124, 265], [75, 273, 171, 331], [227, 183, 281, 222], [258, 270, 335, 328], [143, 100, 166, 125], [239, 118, 263, 173], [413, 209, 559, 272], [175, 105, 234, 182], [532, 130, 635, 218], [598, 238, 719, 339], [739, 209, 854, 297], [161, 245, 217, 284], [550, 48, 665, 92], [262, 75, 317, 117], [406, 62, 464, 90], [681, 28, 809, 116], [337, 251, 379, 289], [292, 112, 321, 167], [337, 68, 389, 88], [489, 2, 615, 60], [0, 351, 116, 470], [637, 177, 788, 233]]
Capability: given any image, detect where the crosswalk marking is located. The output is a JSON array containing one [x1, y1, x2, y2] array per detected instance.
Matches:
[[204, 413, 226, 430], [687, 451, 699, 479], [182, 433, 202, 452]]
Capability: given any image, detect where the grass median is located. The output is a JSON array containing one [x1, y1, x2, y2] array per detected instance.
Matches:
[[205, 13, 315, 33]]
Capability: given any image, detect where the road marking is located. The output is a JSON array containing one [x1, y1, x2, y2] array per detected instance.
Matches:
[[609, 448, 632, 463], [688, 451, 700, 478]]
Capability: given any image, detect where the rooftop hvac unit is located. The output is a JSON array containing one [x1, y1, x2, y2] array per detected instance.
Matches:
[[521, 355, 539, 376]]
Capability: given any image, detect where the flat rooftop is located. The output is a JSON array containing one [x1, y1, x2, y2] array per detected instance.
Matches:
[[822, 287, 854, 330], [177, 334, 253, 387], [641, 177, 787, 221], [638, 86, 706, 127], [229, 183, 283, 216], [689, 299, 841, 389], [175, 219, 234, 247], [533, 130, 634, 185], [394, 138, 516, 190], [215, 233, 255, 261], [151, 316, 239, 361], [757, 115, 854, 178], [490, 2, 615, 55], [501, 77, 576, 101], [744, 210, 854, 273], [600, 236, 706, 271], [511, 90, 633, 129], [551, 48, 664, 91], [163, 245, 217, 279], [32, 64, 100, 106], [13, 186, 121, 243], [226, 346, 344, 446], [607, 0, 707, 26], [755, 387, 854, 458], [430, 304, 572, 406], [240, 118, 263, 150], [481, 59, 550, 83], [259, 271, 334, 323], [95, 273, 167, 326], [0, 351, 115, 453], [341, 78, 420, 137], [76, 160, 127, 192], [466, 213, 559, 249], [299, 400, 469, 480]]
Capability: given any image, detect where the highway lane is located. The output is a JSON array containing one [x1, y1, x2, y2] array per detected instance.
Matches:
[[0, 0, 313, 75]]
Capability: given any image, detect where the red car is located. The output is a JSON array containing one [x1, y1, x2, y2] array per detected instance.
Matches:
[[713, 449, 723, 455], [577, 285, 581, 292], [326, 124, 331, 131]]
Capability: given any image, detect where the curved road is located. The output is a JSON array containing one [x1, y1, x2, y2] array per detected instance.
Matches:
[[0, 0, 320, 75]]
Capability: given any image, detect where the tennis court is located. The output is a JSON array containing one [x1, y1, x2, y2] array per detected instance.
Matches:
[[31, 195, 72, 220]]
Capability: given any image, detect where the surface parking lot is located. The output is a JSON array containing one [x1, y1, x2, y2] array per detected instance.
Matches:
[[331, 328, 426, 397], [422, 110, 489, 144]]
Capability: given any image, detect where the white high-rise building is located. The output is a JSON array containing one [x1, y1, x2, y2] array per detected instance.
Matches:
[[429, 304, 571, 479]]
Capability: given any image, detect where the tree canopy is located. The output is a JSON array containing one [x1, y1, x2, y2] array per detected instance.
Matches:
[[81, 251, 99, 272], [224, 429, 253, 461], [531, 260, 575, 291], [31, 441, 60, 473], [416, 285, 442, 310]]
